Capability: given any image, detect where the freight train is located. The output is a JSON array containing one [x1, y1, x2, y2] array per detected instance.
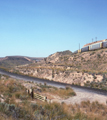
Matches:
[[73, 39, 107, 53]]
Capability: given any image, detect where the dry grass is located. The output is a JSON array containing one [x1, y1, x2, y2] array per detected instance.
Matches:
[[0, 112, 13, 120], [38, 84, 76, 99], [50, 87, 76, 99], [0, 75, 107, 119], [36, 100, 107, 120]]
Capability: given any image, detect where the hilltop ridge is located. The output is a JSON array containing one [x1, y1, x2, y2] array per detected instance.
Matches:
[[0, 56, 44, 68]]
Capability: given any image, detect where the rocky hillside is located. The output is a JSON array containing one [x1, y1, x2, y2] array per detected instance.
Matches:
[[43, 48, 107, 73], [44, 50, 72, 63], [8, 49, 107, 90]]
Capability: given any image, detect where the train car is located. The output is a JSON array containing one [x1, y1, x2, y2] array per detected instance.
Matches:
[[81, 46, 89, 52], [78, 49, 81, 53], [89, 42, 102, 51], [102, 41, 107, 48]]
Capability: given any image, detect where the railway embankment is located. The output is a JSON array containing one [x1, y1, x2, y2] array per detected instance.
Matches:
[[10, 67, 106, 90]]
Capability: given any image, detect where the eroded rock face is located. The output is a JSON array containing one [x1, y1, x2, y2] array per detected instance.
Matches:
[[14, 67, 104, 86]]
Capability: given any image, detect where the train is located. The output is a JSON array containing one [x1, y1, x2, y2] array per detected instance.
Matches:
[[73, 39, 107, 54]]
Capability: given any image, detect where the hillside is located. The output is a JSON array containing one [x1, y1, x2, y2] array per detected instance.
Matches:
[[44, 50, 72, 63], [43, 48, 107, 73], [8, 49, 107, 90]]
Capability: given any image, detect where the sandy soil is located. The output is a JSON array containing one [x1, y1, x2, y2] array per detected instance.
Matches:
[[51, 88, 107, 105]]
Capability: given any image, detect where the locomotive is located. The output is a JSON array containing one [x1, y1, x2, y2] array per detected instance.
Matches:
[[73, 39, 107, 53]]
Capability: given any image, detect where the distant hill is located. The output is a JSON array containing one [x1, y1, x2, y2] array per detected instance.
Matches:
[[27, 57, 44, 61], [0, 56, 44, 68]]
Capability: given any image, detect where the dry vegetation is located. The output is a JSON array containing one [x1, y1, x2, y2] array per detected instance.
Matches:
[[39, 84, 76, 99], [0, 75, 107, 120]]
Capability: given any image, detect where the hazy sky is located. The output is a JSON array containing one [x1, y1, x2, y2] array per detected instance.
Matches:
[[0, 0, 107, 57]]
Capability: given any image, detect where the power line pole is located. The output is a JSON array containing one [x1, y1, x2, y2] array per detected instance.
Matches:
[[95, 37, 97, 41]]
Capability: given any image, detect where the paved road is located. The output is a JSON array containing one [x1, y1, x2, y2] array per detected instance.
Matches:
[[0, 69, 107, 105]]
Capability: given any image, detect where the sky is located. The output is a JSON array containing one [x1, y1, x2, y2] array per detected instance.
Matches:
[[0, 0, 107, 57]]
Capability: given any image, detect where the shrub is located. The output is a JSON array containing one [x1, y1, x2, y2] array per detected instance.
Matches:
[[93, 75, 97, 79], [90, 51, 95, 55], [44, 82, 47, 86], [74, 112, 87, 120], [9, 86, 17, 93], [65, 86, 71, 90], [19, 95, 28, 100], [15, 93, 20, 99], [52, 69, 54, 78], [31, 103, 38, 111], [5, 98, 10, 104], [97, 54, 101, 58]]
